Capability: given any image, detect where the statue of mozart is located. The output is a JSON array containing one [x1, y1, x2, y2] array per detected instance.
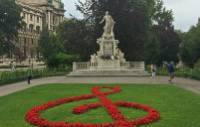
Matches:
[[100, 11, 115, 37]]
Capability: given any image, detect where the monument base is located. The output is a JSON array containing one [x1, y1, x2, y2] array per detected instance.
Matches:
[[68, 70, 149, 77], [68, 61, 150, 77]]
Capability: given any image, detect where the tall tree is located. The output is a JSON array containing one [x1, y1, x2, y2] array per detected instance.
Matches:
[[76, 0, 180, 64], [38, 26, 64, 66], [144, 31, 160, 64], [152, 0, 181, 64], [76, 0, 155, 61], [57, 19, 96, 60], [39, 26, 79, 68], [181, 19, 200, 67], [0, 0, 22, 56]]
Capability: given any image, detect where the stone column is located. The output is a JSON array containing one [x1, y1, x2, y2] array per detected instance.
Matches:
[[40, 16, 43, 30], [48, 11, 51, 30], [27, 13, 30, 30]]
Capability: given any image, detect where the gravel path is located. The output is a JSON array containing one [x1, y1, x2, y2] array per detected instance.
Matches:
[[0, 76, 200, 97]]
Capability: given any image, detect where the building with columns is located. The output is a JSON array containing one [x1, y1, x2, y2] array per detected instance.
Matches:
[[14, 0, 65, 62]]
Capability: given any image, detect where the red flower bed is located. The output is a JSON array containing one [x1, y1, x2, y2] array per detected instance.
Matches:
[[25, 86, 160, 127]]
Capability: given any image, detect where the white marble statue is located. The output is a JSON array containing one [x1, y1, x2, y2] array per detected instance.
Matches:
[[90, 54, 97, 64], [100, 11, 115, 37]]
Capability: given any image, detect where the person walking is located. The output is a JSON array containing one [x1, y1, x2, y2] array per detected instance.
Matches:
[[167, 62, 175, 83], [27, 67, 32, 85], [150, 64, 157, 78], [10, 61, 16, 72]]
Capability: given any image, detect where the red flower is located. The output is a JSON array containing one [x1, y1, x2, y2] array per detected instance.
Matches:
[[25, 86, 160, 127]]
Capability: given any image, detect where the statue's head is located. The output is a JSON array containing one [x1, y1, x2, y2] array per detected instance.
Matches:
[[105, 11, 109, 15]]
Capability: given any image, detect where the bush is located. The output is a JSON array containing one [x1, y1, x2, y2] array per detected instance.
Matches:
[[157, 67, 200, 80], [0, 65, 29, 69], [0, 67, 70, 86], [194, 59, 200, 69], [47, 53, 79, 68]]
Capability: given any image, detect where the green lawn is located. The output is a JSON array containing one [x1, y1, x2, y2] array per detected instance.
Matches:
[[0, 84, 200, 127]]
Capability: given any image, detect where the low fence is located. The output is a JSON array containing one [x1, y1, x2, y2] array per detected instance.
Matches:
[[73, 61, 145, 72]]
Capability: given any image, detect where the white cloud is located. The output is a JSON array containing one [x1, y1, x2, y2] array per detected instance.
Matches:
[[163, 0, 200, 31], [62, 0, 200, 32], [62, 0, 84, 18]]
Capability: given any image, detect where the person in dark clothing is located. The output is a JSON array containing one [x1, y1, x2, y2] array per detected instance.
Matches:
[[167, 62, 175, 83], [27, 67, 32, 85]]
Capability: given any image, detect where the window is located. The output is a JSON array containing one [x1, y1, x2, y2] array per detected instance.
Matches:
[[23, 23, 27, 30], [23, 13, 26, 18], [31, 50, 34, 58], [37, 17, 40, 23], [24, 38, 27, 57], [29, 24, 34, 32], [30, 15, 33, 21], [31, 39, 34, 45], [24, 38, 27, 44], [36, 26, 40, 33]]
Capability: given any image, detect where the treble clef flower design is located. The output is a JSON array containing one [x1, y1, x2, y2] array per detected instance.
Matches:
[[25, 86, 160, 127]]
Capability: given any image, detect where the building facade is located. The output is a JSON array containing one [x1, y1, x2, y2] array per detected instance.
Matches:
[[15, 0, 65, 61]]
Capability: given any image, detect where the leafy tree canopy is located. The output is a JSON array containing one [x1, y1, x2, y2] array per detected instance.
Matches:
[[75, 0, 180, 64], [0, 0, 22, 56], [76, 0, 156, 61], [57, 19, 96, 60], [181, 20, 200, 67]]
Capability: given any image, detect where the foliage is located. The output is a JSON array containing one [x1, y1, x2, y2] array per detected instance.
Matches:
[[144, 32, 160, 64], [180, 21, 200, 67], [57, 19, 96, 61], [39, 27, 73, 68], [0, 32, 7, 55], [1, 84, 200, 126], [76, 0, 155, 61], [152, 0, 181, 64], [157, 67, 200, 81], [47, 53, 79, 68], [0, 68, 69, 86], [75, 0, 181, 63], [0, 0, 22, 56], [0, 65, 28, 69], [39, 27, 64, 60], [194, 59, 200, 69]]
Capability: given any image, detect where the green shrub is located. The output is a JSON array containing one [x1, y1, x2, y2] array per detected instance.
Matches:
[[0, 67, 70, 86], [47, 53, 79, 68], [157, 67, 200, 80], [194, 59, 200, 70]]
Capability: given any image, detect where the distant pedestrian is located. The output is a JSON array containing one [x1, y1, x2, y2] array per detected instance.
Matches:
[[10, 61, 16, 72], [150, 64, 157, 78], [27, 67, 32, 85], [167, 62, 175, 83]]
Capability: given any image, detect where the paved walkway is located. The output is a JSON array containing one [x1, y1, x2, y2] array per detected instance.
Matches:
[[0, 76, 200, 97]]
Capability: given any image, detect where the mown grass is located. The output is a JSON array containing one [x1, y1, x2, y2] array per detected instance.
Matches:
[[0, 84, 200, 127]]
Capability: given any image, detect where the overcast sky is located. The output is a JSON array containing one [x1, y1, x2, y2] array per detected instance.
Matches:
[[62, 0, 200, 32]]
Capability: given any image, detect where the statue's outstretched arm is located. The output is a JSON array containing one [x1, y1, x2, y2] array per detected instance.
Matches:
[[100, 17, 105, 24]]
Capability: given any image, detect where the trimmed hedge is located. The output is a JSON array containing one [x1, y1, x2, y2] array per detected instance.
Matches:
[[157, 68, 200, 80], [0, 65, 29, 69], [0, 68, 70, 86]]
